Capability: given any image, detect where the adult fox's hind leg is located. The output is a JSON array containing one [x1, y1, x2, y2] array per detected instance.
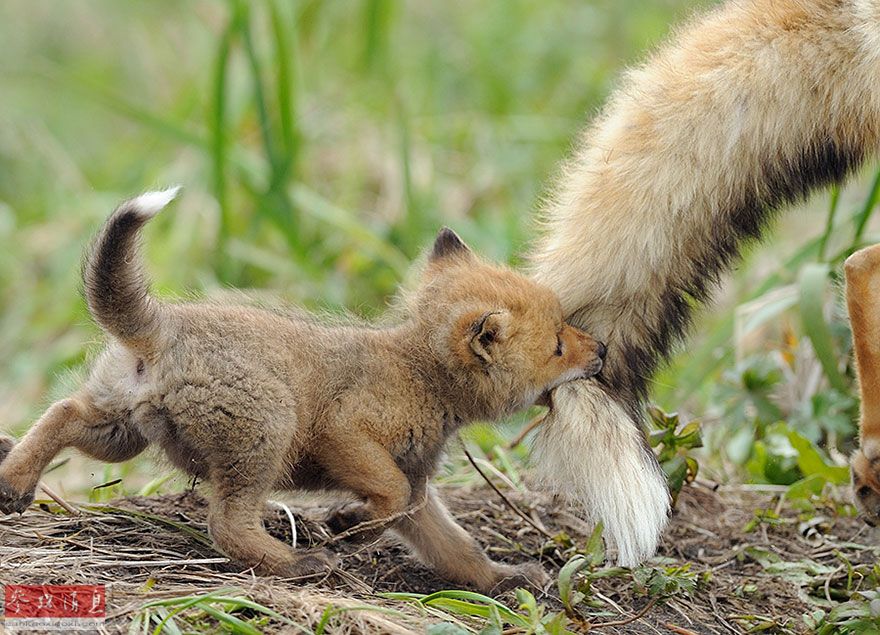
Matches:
[[0, 394, 148, 514], [845, 245, 880, 525]]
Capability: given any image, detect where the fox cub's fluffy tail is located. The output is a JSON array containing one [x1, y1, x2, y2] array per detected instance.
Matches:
[[83, 188, 180, 357], [529, 0, 880, 565]]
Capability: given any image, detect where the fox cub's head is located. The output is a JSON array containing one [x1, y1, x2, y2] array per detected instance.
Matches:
[[410, 228, 606, 418]]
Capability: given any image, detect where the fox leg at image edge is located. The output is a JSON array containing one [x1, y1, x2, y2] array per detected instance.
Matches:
[[846, 245, 880, 525]]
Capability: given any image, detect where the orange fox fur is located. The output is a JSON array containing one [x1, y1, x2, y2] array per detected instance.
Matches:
[[528, 0, 880, 564], [846, 245, 880, 525], [0, 189, 605, 592]]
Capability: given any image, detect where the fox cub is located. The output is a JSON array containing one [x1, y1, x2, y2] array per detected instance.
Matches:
[[846, 245, 880, 527], [0, 188, 605, 592]]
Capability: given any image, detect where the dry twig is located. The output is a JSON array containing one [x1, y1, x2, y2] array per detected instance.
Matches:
[[459, 437, 554, 540]]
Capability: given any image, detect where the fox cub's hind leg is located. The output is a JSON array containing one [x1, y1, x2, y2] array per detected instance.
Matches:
[[207, 476, 337, 578], [317, 433, 548, 591], [0, 394, 148, 514], [845, 245, 880, 525], [205, 428, 337, 578]]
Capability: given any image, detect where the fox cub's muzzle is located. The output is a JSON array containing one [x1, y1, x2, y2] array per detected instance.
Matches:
[[559, 323, 605, 379]]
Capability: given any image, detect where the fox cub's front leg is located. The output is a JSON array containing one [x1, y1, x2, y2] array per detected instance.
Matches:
[[317, 433, 548, 592], [317, 435, 412, 540], [395, 486, 549, 593], [845, 245, 880, 525]]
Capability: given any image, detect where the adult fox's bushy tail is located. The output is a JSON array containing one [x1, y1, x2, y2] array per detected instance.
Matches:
[[83, 188, 180, 358], [529, 0, 880, 565]]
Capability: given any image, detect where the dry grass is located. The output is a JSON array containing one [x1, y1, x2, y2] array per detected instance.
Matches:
[[2, 482, 877, 633]]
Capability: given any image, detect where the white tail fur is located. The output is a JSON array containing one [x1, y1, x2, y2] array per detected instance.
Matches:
[[533, 381, 670, 566], [130, 186, 182, 218]]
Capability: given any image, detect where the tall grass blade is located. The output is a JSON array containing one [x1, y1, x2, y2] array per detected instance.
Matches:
[[239, 4, 279, 171], [363, 0, 393, 73], [210, 1, 244, 280], [853, 167, 880, 244], [197, 604, 262, 635], [268, 0, 299, 179], [151, 606, 186, 635], [290, 184, 410, 275], [818, 185, 840, 261], [798, 262, 848, 392]]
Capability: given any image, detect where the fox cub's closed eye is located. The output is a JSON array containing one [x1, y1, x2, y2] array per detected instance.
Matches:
[[555, 335, 563, 356]]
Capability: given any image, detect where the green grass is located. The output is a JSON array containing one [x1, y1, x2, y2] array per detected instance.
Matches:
[[0, 0, 707, 479], [132, 588, 306, 634], [3, 1, 880, 608]]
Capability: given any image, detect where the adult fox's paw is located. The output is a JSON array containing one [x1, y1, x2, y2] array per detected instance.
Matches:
[[852, 446, 880, 527]]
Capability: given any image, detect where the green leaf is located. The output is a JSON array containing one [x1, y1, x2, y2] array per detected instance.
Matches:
[[786, 429, 849, 485], [662, 455, 688, 495], [584, 521, 605, 566], [785, 474, 827, 503], [798, 263, 848, 392], [558, 555, 588, 611], [515, 588, 537, 617]]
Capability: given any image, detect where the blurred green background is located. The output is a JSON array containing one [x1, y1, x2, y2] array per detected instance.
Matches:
[[2, 0, 878, 499]]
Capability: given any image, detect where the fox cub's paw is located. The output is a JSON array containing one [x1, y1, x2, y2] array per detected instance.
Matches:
[[326, 503, 384, 542], [275, 548, 338, 579], [0, 437, 34, 515], [489, 562, 550, 594], [852, 447, 880, 527]]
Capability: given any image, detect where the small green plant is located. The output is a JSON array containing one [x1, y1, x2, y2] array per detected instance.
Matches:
[[809, 589, 880, 634], [631, 564, 700, 598], [647, 406, 702, 502], [384, 588, 572, 634]]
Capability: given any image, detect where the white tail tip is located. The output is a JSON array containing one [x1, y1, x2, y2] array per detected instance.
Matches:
[[532, 380, 671, 567], [130, 186, 182, 217]]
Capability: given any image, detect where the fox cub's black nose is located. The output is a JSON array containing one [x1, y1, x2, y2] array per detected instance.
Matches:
[[596, 342, 607, 360]]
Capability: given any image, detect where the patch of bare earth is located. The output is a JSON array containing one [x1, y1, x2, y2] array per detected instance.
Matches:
[[0, 484, 876, 633]]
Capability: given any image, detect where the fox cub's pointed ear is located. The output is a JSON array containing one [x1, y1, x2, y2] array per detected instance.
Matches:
[[468, 311, 508, 365], [430, 227, 473, 262]]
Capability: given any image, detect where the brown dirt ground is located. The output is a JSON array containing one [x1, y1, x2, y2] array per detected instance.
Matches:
[[0, 483, 877, 634]]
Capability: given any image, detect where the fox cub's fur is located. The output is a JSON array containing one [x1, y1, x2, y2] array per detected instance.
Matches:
[[846, 245, 880, 526], [529, 0, 880, 565], [0, 189, 605, 592]]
